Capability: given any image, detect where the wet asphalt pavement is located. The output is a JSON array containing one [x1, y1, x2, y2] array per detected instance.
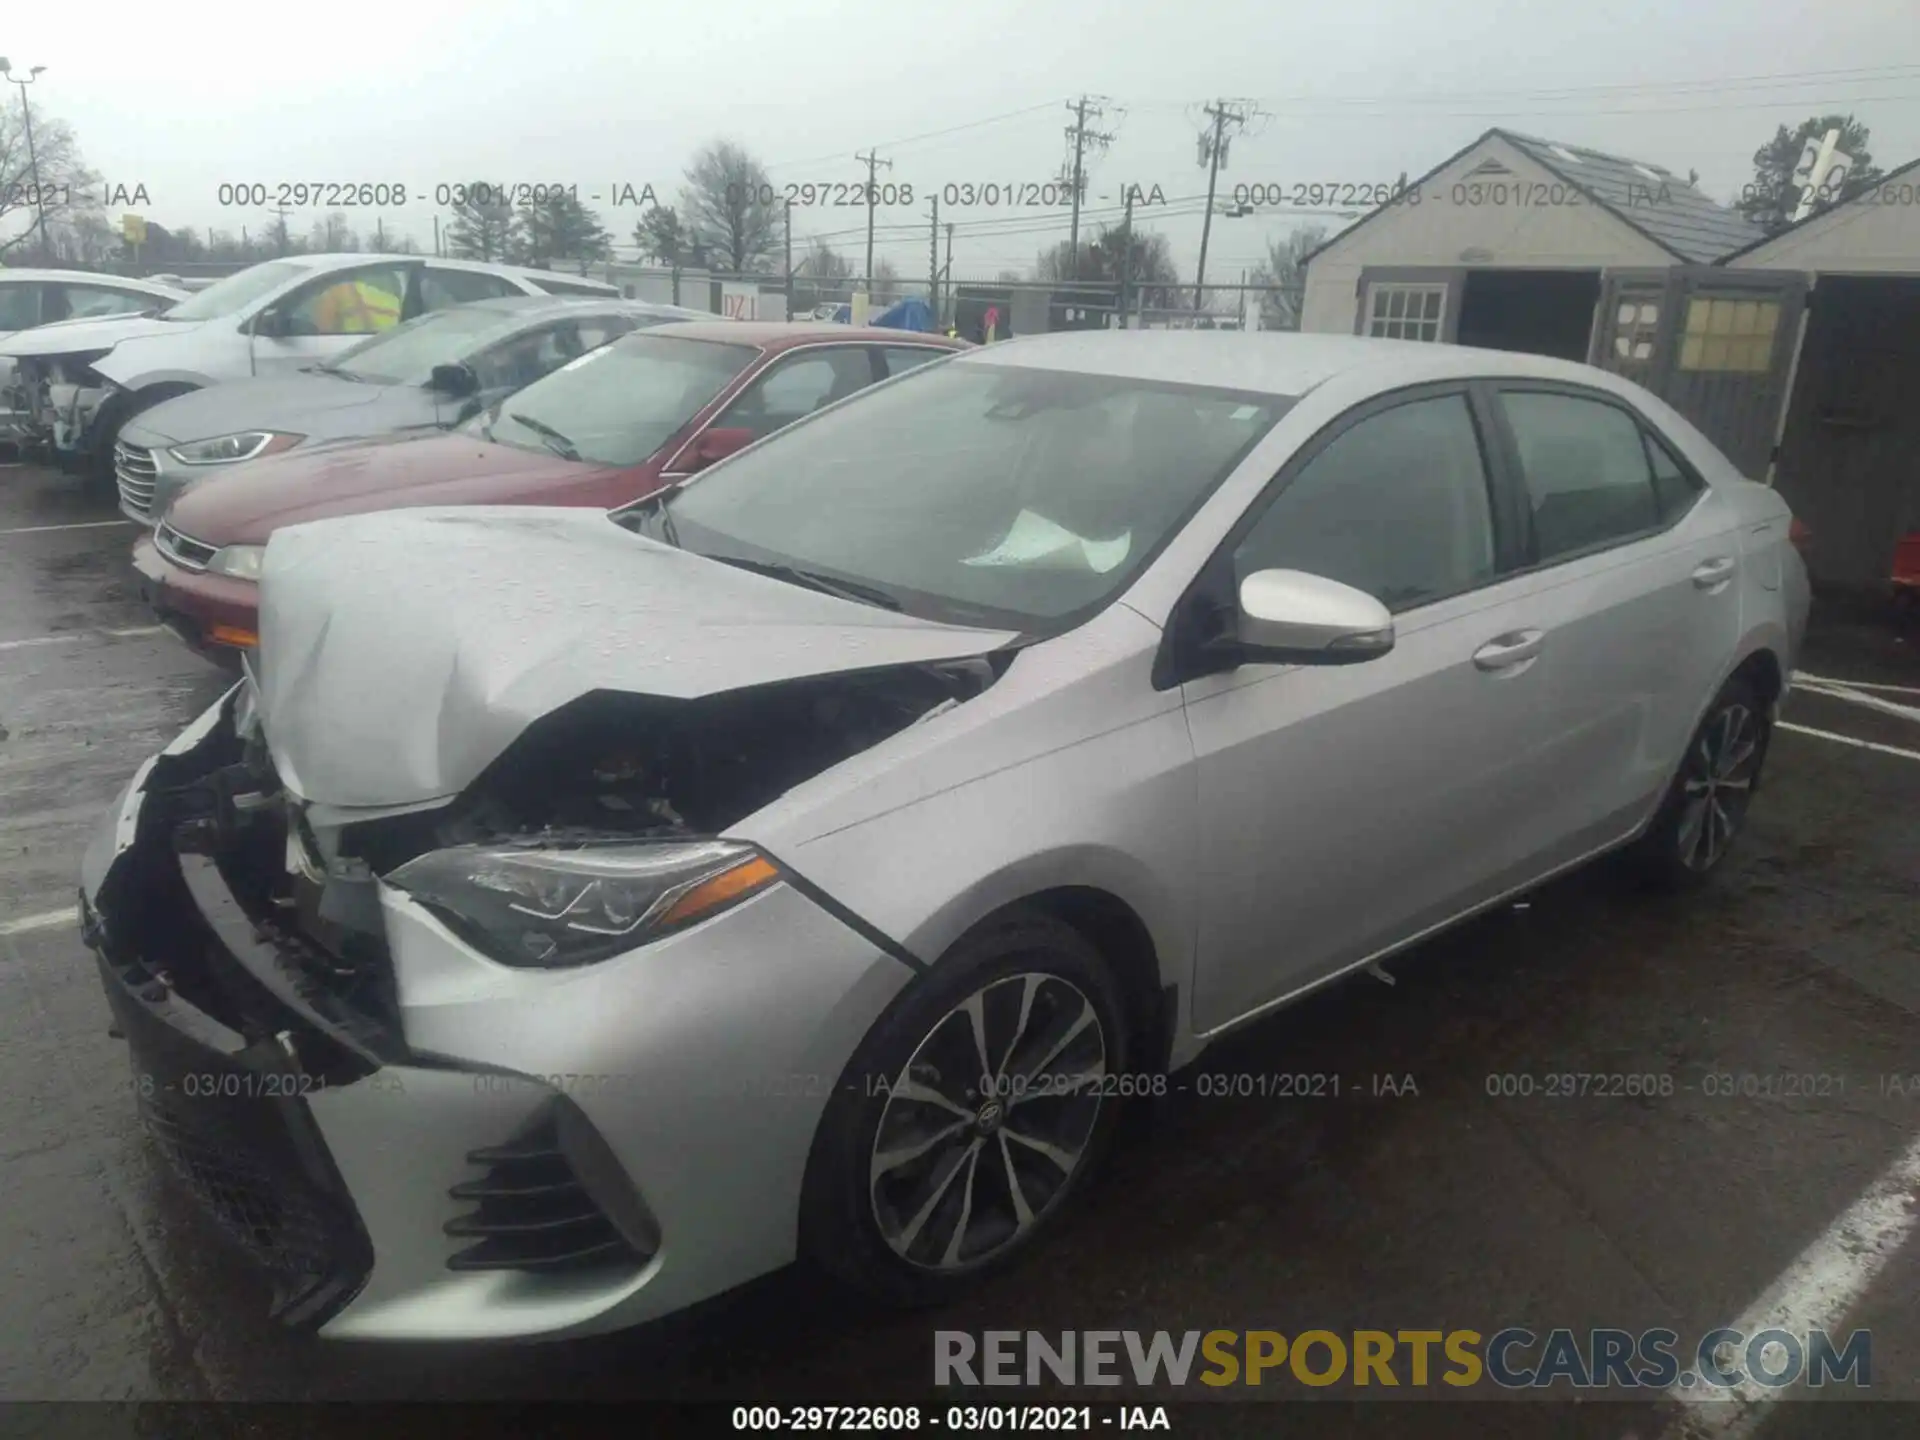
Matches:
[[1, 460, 1916, 1437]]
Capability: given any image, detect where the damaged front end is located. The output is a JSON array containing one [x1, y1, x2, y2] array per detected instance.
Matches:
[[80, 685, 383, 1328], [8, 351, 118, 458], [81, 651, 1003, 1332]]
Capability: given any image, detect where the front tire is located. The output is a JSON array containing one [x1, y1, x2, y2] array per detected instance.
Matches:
[[800, 910, 1129, 1307], [1630, 673, 1771, 887]]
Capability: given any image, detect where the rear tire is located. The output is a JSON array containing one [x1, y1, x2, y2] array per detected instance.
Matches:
[[1628, 673, 1771, 888], [799, 910, 1130, 1308]]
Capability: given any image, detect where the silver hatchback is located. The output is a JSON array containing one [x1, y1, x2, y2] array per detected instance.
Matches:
[[81, 332, 1808, 1340]]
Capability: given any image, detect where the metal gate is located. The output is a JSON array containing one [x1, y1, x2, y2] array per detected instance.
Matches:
[[1589, 266, 1808, 479]]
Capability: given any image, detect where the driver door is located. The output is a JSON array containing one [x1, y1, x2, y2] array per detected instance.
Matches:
[[248, 262, 420, 376], [1181, 385, 1550, 1032]]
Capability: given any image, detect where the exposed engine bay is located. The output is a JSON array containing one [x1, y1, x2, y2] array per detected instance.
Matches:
[[6, 351, 117, 453], [343, 656, 1006, 872], [126, 657, 1006, 1051]]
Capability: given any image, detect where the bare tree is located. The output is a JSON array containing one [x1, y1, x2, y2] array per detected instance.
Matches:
[[681, 140, 778, 273], [0, 97, 102, 260], [870, 257, 901, 304], [1249, 225, 1325, 331], [445, 181, 516, 261], [309, 211, 359, 252]]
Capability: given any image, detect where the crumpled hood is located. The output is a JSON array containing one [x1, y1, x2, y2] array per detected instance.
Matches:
[[125, 372, 399, 445], [255, 507, 1019, 810], [0, 314, 192, 360]]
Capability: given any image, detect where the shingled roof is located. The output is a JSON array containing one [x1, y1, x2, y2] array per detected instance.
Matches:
[[1497, 131, 1765, 263], [1304, 127, 1765, 268]]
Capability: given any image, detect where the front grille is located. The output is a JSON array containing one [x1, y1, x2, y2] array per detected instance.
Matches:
[[140, 1095, 343, 1283], [155, 521, 218, 571], [447, 1114, 648, 1273], [115, 441, 159, 519]]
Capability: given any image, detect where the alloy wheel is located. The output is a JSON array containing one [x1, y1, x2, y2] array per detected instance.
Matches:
[[1676, 701, 1761, 872], [869, 972, 1108, 1272]]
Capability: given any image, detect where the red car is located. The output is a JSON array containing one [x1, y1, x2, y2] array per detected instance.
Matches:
[[134, 321, 967, 662]]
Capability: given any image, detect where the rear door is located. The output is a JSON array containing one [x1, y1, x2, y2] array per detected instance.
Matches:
[[1478, 381, 1746, 864], [1591, 266, 1807, 480]]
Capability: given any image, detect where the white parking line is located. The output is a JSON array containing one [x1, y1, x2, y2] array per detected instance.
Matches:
[[0, 907, 78, 938], [1665, 1129, 1920, 1437], [1793, 680, 1920, 724], [1795, 672, 1920, 698], [0, 519, 133, 536], [0, 624, 164, 654], [1777, 720, 1920, 763]]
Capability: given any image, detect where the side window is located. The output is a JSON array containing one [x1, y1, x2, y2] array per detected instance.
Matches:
[[1234, 393, 1497, 612], [1644, 430, 1704, 521], [724, 348, 874, 440], [470, 325, 566, 393], [0, 282, 44, 328], [1499, 390, 1662, 562], [281, 265, 411, 336], [572, 315, 641, 352], [880, 345, 945, 378], [55, 285, 164, 320], [420, 267, 524, 310]]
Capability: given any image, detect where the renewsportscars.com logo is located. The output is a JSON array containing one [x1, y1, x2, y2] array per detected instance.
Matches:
[[934, 1328, 1872, 1390]]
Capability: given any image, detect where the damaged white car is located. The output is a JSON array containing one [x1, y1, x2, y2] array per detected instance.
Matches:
[[0, 253, 616, 481], [80, 333, 1807, 1341]]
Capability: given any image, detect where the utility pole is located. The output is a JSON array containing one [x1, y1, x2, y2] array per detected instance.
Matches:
[[432, 214, 441, 256], [928, 195, 939, 319], [1117, 187, 1134, 327], [783, 198, 794, 317], [0, 61, 50, 263], [856, 148, 893, 288], [1062, 95, 1115, 275], [269, 204, 296, 257], [1194, 99, 1257, 315], [943, 222, 955, 326]]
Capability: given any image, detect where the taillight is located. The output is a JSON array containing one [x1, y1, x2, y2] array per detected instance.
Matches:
[[1788, 517, 1812, 550]]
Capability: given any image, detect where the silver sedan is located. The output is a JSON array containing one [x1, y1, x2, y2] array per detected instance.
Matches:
[[79, 332, 1808, 1340]]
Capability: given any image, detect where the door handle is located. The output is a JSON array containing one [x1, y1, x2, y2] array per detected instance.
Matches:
[[1692, 557, 1737, 589], [1472, 629, 1545, 672]]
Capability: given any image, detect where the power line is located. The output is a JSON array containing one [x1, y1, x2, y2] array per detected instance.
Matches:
[[763, 100, 1065, 173]]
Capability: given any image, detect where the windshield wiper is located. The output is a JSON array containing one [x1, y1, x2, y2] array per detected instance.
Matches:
[[616, 489, 681, 547], [507, 411, 581, 460], [305, 363, 365, 382], [705, 554, 902, 611]]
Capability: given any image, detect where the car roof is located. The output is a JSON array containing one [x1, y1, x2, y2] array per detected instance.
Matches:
[[956, 330, 1627, 398], [639, 319, 968, 349], [227, 253, 616, 294], [449, 295, 704, 319], [0, 268, 190, 298]]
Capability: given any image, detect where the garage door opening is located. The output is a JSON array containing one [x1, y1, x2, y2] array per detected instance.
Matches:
[[1774, 275, 1920, 593], [1455, 270, 1601, 362]]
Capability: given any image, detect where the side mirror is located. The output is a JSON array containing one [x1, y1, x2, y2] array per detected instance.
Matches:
[[684, 426, 754, 472], [1235, 568, 1395, 665], [251, 309, 289, 339], [428, 362, 479, 397]]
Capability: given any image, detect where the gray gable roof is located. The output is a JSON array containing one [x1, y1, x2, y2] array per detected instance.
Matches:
[[1498, 130, 1764, 263]]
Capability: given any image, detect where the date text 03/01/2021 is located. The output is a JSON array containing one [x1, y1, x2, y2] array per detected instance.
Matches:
[[729, 1405, 1171, 1432]]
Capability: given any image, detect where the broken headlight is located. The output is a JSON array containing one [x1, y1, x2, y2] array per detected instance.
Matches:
[[387, 840, 780, 968]]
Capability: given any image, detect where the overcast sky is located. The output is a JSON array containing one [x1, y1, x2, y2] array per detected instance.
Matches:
[[4, 0, 1918, 278]]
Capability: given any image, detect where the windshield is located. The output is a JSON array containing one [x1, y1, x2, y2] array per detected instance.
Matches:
[[332, 307, 523, 384], [659, 361, 1292, 630], [161, 261, 313, 321], [467, 332, 756, 467]]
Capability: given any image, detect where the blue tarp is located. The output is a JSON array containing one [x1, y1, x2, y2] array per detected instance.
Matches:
[[869, 296, 934, 332]]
